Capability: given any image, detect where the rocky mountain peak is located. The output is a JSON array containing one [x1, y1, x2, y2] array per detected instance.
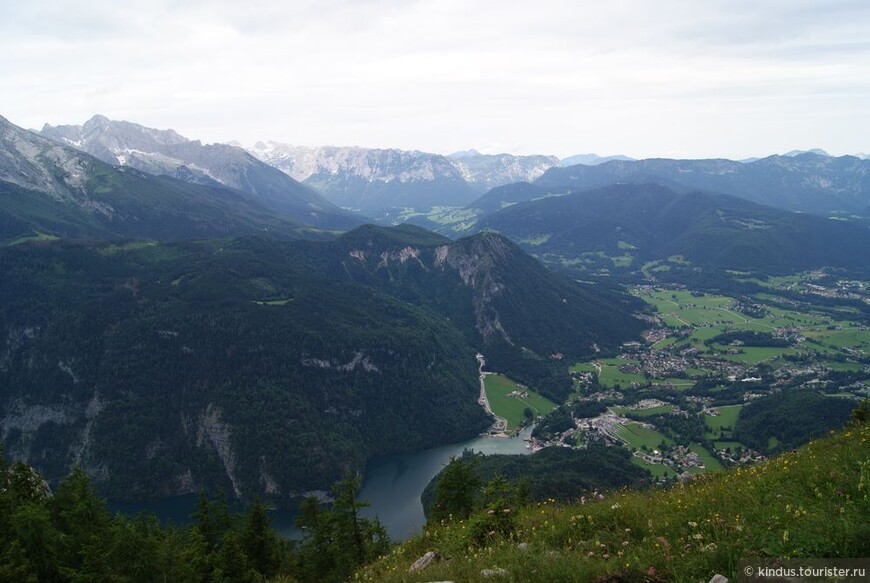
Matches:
[[0, 117, 94, 199], [82, 113, 111, 130]]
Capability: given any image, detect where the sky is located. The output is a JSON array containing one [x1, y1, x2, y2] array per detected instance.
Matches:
[[2, 0, 870, 159]]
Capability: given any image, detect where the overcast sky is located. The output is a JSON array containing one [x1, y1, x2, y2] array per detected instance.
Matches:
[[2, 0, 869, 159]]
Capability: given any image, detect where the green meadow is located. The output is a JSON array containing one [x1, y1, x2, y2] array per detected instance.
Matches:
[[596, 358, 646, 388], [635, 287, 868, 364], [689, 443, 724, 472], [703, 404, 742, 440], [613, 422, 672, 450], [484, 373, 557, 430]]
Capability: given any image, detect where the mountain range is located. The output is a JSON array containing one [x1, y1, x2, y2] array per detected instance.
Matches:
[[533, 153, 870, 216], [473, 183, 870, 275], [34, 114, 870, 222], [38, 115, 360, 230], [246, 141, 559, 218], [558, 153, 635, 166], [3, 109, 869, 507], [1, 116, 324, 242]]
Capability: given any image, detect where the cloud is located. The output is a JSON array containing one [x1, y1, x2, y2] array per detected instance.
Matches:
[[2, 0, 868, 158]]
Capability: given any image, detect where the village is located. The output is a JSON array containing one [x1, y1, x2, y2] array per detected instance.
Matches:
[[526, 282, 869, 482]]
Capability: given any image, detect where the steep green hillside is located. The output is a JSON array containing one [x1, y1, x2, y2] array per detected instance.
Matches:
[[474, 184, 870, 274], [420, 446, 650, 516], [0, 237, 489, 503], [313, 225, 647, 401], [735, 390, 855, 454], [360, 420, 870, 582], [0, 225, 644, 502], [0, 168, 316, 243], [467, 182, 553, 213]]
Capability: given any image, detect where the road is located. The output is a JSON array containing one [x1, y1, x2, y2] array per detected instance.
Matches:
[[476, 353, 508, 435]]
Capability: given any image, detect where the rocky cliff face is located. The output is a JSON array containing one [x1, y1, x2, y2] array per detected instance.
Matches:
[[0, 115, 101, 205], [438, 233, 515, 344], [42, 115, 264, 189], [249, 142, 464, 184], [451, 153, 559, 191], [247, 142, 478, 215], [246, 142, 560, 217], [1, 115, 345, 240]]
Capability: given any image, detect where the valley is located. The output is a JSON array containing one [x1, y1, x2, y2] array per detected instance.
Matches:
[[3, 115, 868, 519], [527, 281, 868, 481], [5, 1, 870, 579], [0, 224, 642, 506], [2, 125, 869, 580]]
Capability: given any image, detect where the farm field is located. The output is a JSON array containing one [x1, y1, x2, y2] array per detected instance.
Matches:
[[631, 456, 676, 478], [484, 373, 557, 431], [711, 345, 797, 364], [713, 440, 745, 452], [596, 358, 646, 388], [690, 443, 724, 472], [613, 422, 672, 450], [569, 363, 597, 374], [636, 287, 869, 363], [704, 405, 742, 440]]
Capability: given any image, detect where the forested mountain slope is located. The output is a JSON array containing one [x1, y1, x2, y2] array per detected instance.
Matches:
[[0, 237, 488, 502], [0, 226, 643, 502], [309, 225, 646, 400], [474, 184, 870, 273], [534, 152, 870, 215]]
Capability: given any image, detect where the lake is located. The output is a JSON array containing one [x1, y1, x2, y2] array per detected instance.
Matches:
[[109, 426, 534, 541], [357, 425, 534, 540]]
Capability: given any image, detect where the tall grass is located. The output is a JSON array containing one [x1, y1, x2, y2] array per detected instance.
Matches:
[[357, 423, 870, 582]]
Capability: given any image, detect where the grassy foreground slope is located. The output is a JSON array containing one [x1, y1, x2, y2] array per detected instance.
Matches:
[[359, 422, 870, 582]]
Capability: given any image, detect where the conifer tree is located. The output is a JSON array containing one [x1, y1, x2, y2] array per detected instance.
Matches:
[[430, 455, 480, 523]]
